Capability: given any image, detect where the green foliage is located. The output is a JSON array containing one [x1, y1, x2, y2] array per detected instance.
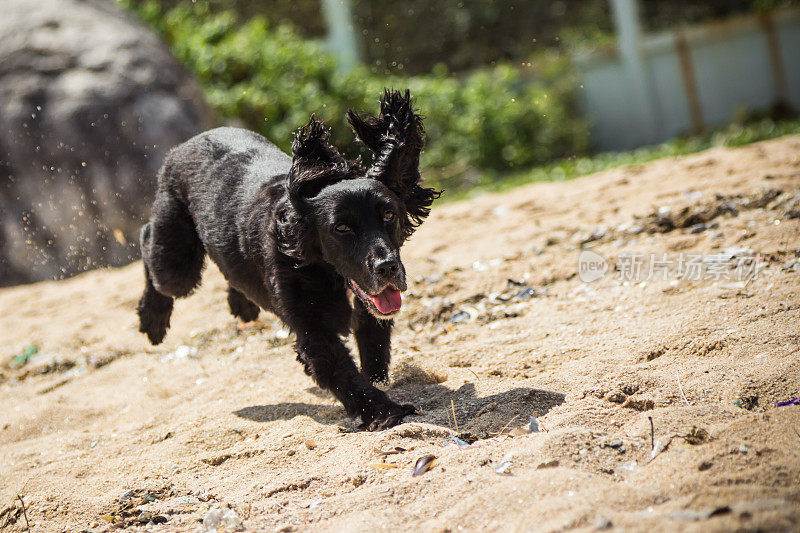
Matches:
[[120, 1, 799, 197], [120, 0, 588, 191], [123, 0, 800, 75], [452, 117, 800, 200], [11, 344, 38, 368]]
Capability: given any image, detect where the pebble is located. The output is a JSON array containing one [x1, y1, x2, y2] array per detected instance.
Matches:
[[162, 345, 198, 362], [783, 258, 800, 272], [515, 287, 536, 300], [625, 223, 644, 235], [689, 223, 707, 234], [594, 517, 613, 530], [202, 506, 243, 532], [494, 455, 513, 475], [449, 311, 471, 324]]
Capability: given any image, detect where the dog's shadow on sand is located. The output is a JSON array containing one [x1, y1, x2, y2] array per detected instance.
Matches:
[[233, 401, 344, 425], [234, 368, 565, 435]]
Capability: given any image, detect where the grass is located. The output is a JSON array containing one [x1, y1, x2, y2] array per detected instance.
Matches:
[[440, 117, 800, 201]]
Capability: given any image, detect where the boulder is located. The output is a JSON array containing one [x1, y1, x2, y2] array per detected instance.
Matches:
[[0, 0, 215, 286]]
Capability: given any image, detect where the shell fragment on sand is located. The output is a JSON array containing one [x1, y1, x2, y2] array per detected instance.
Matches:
[[412, 455, 437, 477]]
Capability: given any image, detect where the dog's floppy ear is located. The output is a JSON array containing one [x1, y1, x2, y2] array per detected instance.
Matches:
[[347, 89, 441, 235], [288, 115, 347, 207]]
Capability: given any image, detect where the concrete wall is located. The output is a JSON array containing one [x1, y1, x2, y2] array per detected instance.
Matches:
[[574, 8, 800, 151]]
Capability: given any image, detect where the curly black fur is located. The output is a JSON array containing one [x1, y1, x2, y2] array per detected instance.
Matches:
[[136, 90, 439, 430], [347, 89, 442, 238]]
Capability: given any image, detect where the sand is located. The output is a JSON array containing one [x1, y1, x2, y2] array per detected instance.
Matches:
[[1, 135, 799, 532]]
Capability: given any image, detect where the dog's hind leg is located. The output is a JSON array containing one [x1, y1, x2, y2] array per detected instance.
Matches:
[[137, 248, 174, 345], [137, 192, 205, 344], [352, 300, 392, 383], [227, 285, 260, 322]]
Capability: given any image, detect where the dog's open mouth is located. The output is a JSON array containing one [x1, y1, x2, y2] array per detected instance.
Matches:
[[348, 280, 402, 316]]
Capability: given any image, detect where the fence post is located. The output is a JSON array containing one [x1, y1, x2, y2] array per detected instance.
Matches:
[[609, 0, 663, 144], [758, 12, 791, 110], [674, 29, 704, 134], [321, 0, 360, 72]]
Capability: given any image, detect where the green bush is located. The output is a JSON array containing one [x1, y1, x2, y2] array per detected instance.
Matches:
[[451, 116, 800, 200], [120, 0, 588, 191]]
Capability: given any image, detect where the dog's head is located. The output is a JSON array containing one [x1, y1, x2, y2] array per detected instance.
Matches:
[[277, 89, 440, 319]]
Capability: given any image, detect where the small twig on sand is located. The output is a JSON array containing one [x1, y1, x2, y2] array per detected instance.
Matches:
[[793, 427, 800, 442], [445, 403, 453, 433], [677, 374, 691, 407], [648, 416, 655, 452], [493, 414, 520, 437], [17, 494, 30, 531], [451, 399, 459, 434]]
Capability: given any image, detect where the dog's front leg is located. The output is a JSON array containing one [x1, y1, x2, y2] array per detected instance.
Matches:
[[294, 330, 415, 430], [352, 299, 392, 383]]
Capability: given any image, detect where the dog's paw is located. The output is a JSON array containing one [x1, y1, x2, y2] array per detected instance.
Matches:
[[137, 286, 174, 345], [137, 301, 170, 345], [360, 403, 418, 431], [228, 290, 260, 322], [138, 314, 169, 345]]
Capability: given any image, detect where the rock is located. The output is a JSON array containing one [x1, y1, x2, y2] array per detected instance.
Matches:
[[0, 0, 214, 286], [450, 310, 471, 324], [515, 287, 536, 300], [783, 258, 800, 272], [202, 506, 243, 532], [593, 517, 613, 530], [689, 223, 707, 234], [624, 223, 644, 235], [491, 204, 510, 218]]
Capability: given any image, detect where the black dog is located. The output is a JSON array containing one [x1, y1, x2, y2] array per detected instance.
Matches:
[[136, 89, 440, 430]]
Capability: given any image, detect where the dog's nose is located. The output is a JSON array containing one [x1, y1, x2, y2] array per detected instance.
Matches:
[[374, 258, 400, 279]]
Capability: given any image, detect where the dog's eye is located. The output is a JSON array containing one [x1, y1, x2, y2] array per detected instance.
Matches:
[[383, 211, 395, 223], [334, 223, 352, 234]]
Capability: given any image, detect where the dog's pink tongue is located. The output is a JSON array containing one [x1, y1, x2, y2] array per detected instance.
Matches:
[[370, 287, 402, 314]]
